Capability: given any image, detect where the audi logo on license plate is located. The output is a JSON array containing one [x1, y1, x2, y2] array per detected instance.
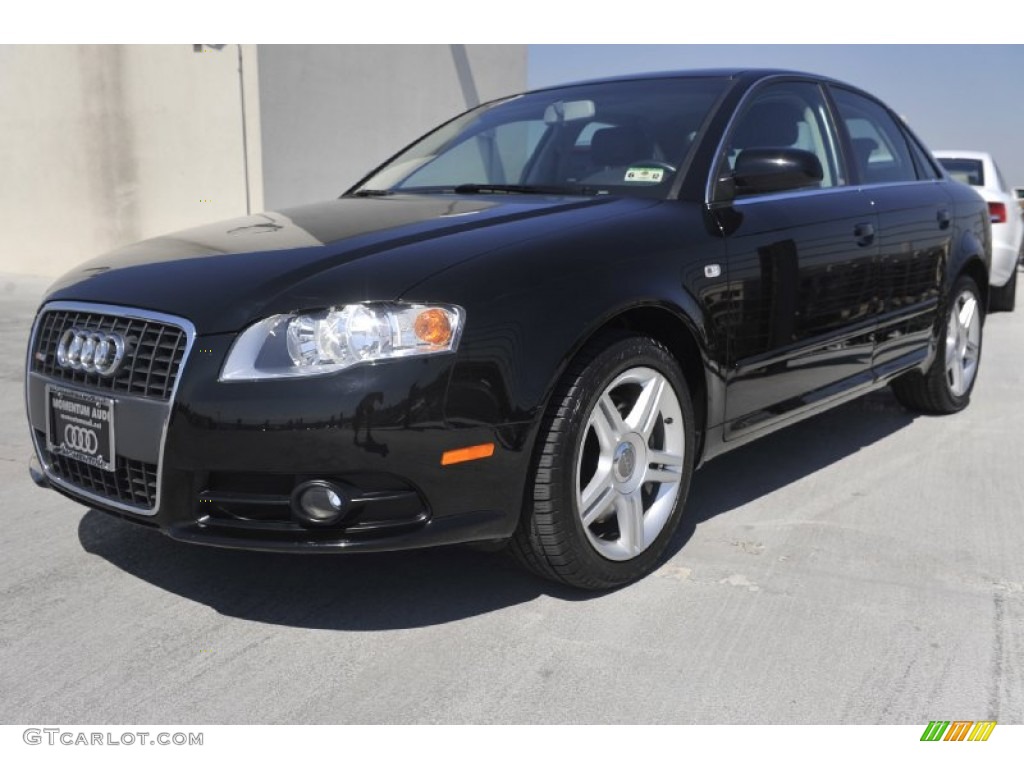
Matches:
[[56, 328, 127, 376], [63, 424, 100, 454]]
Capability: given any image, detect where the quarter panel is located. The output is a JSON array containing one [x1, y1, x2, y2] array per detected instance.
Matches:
[[945, 181, 992, 289]]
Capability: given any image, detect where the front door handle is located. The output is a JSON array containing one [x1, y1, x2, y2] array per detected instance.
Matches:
[[937, 208, 952, 230], [854, 222, 875, 247]]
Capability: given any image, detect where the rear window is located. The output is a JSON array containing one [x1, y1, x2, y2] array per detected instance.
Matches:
[[937, 158, 985, 187]]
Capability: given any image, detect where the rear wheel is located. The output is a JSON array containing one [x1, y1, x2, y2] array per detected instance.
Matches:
[[511, 334, 695, 589], [891, 275, 983, 413]]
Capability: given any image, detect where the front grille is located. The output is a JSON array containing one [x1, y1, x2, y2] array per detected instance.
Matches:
[[29, 303, 195, 515], [38, 431, 158, 509], [32, 309, 187, 400]]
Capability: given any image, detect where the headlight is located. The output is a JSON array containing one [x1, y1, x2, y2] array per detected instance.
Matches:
[[220, 302, 464, 381]]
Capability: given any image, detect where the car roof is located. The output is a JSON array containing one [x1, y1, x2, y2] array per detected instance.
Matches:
[[528, 68, 853, 92]]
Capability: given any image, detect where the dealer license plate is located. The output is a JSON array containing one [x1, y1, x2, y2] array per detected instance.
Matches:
[[45, 386, 116, 472]]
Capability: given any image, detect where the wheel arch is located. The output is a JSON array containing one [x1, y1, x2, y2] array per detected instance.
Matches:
[[959, 256, 990, 315], [545, 302, 714, 464], [512, 323, 704, 588], [951, 222, 990, 313]]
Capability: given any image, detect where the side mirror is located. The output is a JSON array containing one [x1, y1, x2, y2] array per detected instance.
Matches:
[[729, 148, 824, 196]]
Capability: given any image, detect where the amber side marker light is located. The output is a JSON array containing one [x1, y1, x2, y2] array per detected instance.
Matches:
[[441, 443, 495, 466]]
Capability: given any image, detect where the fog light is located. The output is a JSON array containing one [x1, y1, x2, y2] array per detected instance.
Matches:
[[291, 481, 349, 527]]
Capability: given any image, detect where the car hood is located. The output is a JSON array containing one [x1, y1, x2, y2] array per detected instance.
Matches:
[[44, 194, 630, 334]]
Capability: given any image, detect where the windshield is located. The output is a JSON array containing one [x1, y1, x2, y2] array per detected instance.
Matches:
[[352, 77, 729, 200]]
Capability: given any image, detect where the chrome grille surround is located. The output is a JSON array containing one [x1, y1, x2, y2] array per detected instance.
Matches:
[[26, 302, 197, 515]]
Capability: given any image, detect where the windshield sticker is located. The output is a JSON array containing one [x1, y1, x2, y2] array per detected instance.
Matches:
[[625, 167, 664, 183]]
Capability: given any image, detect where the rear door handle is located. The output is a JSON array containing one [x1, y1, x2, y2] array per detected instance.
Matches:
[[854, 222, 875, 246], [937, 208, 952, 229]]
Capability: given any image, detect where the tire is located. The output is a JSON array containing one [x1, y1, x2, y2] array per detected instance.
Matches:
[[511, 333, 696, 590], [990, 270, 1017, 312], [891, 274, 983, 414]]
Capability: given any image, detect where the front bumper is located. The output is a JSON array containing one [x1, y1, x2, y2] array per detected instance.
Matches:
[[26, 303, 532, 552]]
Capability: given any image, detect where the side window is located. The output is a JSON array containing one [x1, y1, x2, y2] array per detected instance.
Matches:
[[903, 131, 940, 181], [831, 88, 917, 185], [722, 81, 843, 194]]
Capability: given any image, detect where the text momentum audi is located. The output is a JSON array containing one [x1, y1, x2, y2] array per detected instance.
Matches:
[[26, 70, 991, 589]]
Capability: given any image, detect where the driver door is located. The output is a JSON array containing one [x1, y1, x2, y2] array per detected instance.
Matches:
[[714, 81, 880, 441]]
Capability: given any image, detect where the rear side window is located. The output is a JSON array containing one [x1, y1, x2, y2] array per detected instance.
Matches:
[[936, 157, 985, 187], [831, 88, 917, 185]]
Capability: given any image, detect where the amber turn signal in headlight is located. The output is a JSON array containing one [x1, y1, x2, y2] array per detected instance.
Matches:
[[414, 308, 453, 346]]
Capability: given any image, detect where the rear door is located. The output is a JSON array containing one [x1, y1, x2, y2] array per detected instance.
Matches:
[[828, 87, 953, 378]]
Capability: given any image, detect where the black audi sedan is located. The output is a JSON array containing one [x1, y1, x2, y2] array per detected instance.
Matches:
[[26, 69, 990, 589]]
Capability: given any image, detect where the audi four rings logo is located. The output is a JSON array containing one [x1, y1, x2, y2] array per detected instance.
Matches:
[[63, 424, 99, 455], [56, 328, 127, 376]]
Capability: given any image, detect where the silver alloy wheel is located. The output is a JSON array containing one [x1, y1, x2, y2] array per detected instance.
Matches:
[[945, 289, 981, 397], [575, 366, 685, 562]]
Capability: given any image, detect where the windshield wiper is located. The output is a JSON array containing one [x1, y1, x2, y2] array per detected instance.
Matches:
[[351, 184, 603, 197], [452, 183, 601, 196]]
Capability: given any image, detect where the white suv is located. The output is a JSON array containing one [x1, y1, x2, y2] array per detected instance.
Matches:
[[935, 150, 1022, 311]]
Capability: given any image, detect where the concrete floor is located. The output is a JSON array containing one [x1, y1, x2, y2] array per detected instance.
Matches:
[[1, 272, 1021, 724]]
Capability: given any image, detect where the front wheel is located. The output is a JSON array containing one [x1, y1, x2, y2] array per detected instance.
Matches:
[[891, 274, 983, 413], [511, 334, 695, 589]]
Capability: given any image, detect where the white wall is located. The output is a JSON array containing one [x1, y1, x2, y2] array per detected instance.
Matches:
[[0, 44, 261, 277], [256, 44, 528, 209], [0, 44, 526, 278]]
